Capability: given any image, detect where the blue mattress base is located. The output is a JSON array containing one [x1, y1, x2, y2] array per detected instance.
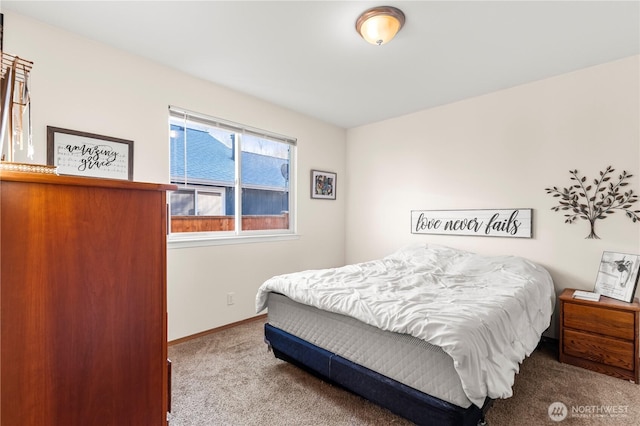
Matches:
[[264, 323, 490, 426]]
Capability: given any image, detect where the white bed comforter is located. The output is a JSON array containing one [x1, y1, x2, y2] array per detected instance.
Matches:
[[255, 244, 555, 408]]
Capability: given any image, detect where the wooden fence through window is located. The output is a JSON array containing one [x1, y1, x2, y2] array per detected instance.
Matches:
[[171, 213, 289, 233]]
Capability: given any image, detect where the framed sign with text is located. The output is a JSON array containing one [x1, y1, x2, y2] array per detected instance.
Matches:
[[47, 126, 133, 181], [411, 208, 533, 238]]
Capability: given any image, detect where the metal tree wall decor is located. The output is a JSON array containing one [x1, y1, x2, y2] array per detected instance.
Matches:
[[545, 166, 640, 239]]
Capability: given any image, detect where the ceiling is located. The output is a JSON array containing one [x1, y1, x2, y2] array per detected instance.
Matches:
[[3, 1, 639, 129]]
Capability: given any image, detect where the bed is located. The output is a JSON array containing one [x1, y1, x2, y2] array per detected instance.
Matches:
[[255, 244, 556, 425]]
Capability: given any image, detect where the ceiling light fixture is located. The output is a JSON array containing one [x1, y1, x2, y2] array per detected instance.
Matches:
[[355, 6, 405, 46]]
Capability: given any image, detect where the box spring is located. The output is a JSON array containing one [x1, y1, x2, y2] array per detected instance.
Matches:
[[264, 293, 490, 425]]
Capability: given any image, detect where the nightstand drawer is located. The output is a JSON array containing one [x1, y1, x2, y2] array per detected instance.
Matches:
[[563, 329, 635, 370], [564, 303, 635, 340]]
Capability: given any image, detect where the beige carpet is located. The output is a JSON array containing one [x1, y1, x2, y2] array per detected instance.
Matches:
[[167, 318, 639, 425]]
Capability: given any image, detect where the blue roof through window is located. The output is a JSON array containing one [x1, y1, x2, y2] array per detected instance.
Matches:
[[170, 125, 288, 189]]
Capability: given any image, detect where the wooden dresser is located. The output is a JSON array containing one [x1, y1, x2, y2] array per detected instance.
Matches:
[[559, 288, 639, 383], [0, 169, 176, 425]]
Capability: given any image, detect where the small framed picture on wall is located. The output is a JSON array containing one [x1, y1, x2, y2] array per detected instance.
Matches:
[[311, 170, 336, 200], [594, 251, 640, 303]]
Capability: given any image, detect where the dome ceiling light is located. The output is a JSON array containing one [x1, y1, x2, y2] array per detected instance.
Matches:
[[355, 6, 406, 46]]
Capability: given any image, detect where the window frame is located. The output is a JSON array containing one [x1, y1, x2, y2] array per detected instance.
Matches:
[[167, 106, 298, 247]]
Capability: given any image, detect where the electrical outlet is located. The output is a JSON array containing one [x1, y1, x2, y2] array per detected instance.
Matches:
[[226, 292, 235, 306]]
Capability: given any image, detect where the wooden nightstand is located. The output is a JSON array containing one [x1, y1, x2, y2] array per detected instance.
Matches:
[[559, 288, 639, 383]]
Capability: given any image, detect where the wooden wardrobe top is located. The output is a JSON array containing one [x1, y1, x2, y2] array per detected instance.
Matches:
[[0, 168, 177, 192]]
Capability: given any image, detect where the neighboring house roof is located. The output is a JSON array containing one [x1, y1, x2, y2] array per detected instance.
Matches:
[[170, 125, 288, 190]]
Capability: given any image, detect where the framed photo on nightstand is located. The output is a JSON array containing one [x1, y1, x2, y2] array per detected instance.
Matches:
[[594, 251, 640, 303]]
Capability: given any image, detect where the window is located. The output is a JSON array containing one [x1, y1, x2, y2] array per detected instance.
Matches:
[[169, 187, 225, 216], [168, 106, 296, 240]]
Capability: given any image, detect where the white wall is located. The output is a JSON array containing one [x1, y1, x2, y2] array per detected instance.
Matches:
[[3, 11, 346, 341], [7, 10, 639, 342], [346, 55, 640, 336]]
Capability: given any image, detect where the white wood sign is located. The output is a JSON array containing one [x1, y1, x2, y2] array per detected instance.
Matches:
[[411, 209, 533, 238], [47, 126, 134, 181]]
